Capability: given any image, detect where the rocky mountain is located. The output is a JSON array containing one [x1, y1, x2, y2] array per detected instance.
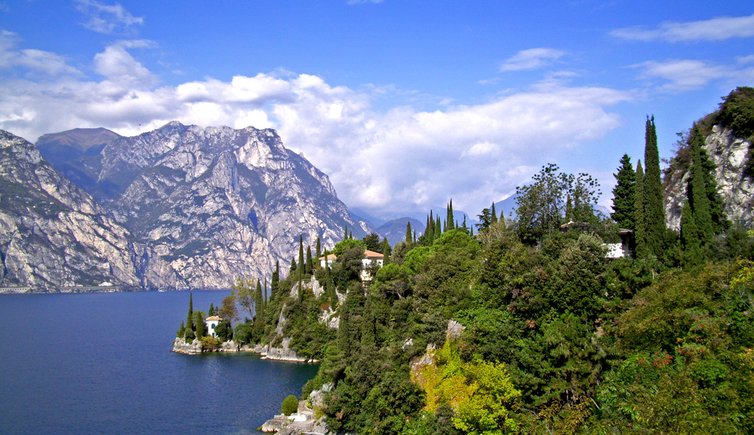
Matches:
[[376, 217, 425, 246], [30, 122, 372, 290], [0, 130, 139, 290], [664, 87, 754, 231], [36, 127, 121, 201]]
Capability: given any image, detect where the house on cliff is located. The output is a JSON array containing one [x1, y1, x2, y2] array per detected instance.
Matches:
[[319, 250, 385, 281]]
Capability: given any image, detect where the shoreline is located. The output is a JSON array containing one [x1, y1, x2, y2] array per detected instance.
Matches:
[[171, 338, 319, 364]]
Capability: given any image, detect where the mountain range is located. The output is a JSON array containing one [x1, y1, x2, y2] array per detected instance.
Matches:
[[2, 122, 373, 291]]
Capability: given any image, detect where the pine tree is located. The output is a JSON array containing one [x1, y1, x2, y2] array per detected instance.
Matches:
[[680, 201, 702, 267], [643, 116, 666, 256], [688, 126, 714, 247], [634, 160, 646, 256], [611, 154, 637, 229]]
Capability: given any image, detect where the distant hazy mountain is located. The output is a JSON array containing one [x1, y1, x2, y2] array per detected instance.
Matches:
[[30, 122, 372, 289], [0, 130, 139, 290], [376, 217, 425, 246]]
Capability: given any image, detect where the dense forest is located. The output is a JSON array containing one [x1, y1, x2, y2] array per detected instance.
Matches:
[[181, 87, 754, 433]]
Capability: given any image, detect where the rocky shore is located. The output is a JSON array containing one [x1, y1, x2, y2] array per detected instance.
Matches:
[[171, 337, 318, 363]]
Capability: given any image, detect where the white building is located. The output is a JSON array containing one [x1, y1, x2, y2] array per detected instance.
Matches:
[[205, 315, 222, 338], [318, 250, 385, 281]]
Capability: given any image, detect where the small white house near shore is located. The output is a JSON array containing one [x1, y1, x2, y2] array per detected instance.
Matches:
[[205, 315, 222, 338]]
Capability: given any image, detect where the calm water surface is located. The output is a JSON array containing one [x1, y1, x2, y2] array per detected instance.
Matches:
[[0, 291, 318, 434]]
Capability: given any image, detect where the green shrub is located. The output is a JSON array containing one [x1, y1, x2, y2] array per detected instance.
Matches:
[[282, 394, 299, 416]]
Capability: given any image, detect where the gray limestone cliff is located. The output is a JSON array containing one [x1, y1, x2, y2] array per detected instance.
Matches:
[[0, 130, 139, 290], [9, 122, 372, 290], [664, 125, 753, 230]]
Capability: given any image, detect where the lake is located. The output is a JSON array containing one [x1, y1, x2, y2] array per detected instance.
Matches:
[[0, 291, 318, 434]]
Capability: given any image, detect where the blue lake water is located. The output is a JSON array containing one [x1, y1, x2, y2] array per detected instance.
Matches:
[[0, 291, 318, 434]]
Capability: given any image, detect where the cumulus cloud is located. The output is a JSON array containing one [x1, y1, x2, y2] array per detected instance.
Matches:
[[76, 0, 144, 34], [0, 39, 631, 219], [0, 30, 80, 76], [633, 59, 732, 92], [611, 13, 754, 42], [500, 48, 565, 72]]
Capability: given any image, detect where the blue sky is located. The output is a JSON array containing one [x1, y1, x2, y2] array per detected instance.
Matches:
[[1, 1, 753, 220]]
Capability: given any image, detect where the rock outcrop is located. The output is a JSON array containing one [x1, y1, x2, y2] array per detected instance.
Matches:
[[0, 130, 139, 290], [665, 125, 753, 230]]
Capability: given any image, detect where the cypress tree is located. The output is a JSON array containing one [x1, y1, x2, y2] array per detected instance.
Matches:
[[343, 225, 348, 241], [690, 126, 729, 234], [297, 236, 304, 276], [271, 260, 280, 296], [688, 126, 714, 247], [680, 201, 702, 267], [643, 115, 666, 256], [490, 202, 497, 224], [194, 311, 206, 338], [634, 160, 646, 256], [381, 238, 391, 264], [405, 221, 412, 243], [315, 236, 321, 260], [435, 216, 442, 239], [499, 209, 506, 229], [255, 280, 264, 320], [306, 245, 313, 274], [611, 154, 637, 229], [187, 292, 194, 331], [565, 194, 574, 222], [446, 200, 455, 230]]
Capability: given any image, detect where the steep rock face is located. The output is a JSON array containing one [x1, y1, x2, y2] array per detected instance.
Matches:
[[0, 130, 139, 290], [665, 125, 753, 230], [41, 122, 371, 289]]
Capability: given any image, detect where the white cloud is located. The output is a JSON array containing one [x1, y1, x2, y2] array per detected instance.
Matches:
[[93, 41, 154, 89], [500, 48, 565, 72], [611, 13, 754, 42], [0, 40, 631, 219], [633, 59, 731, 91], [0, 30, 80, 76], [76, 0, 144, 35]]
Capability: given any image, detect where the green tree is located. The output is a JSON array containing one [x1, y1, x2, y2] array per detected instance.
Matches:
[[363, 232, 381, 252], [405, 221, 413, 243], [282, 395, 299, 416], [611, 154, 636, 229], [642, 115, 666, 256], [187, 292, 194, 331], [298, 236, 305, 277], [680, 202, 702, 267], [446, 200, 456, 231], [634, 160, 647, 256], [688, 125, 714, 248], [490, 201, 498, 224], [235, 278, 255, 319], [194, 311, 206, 338], [381, 238, 391, 264]]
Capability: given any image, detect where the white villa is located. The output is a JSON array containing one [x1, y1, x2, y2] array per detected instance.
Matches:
[[319, 249, 385, 281], [205, 315, 222, 338]]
